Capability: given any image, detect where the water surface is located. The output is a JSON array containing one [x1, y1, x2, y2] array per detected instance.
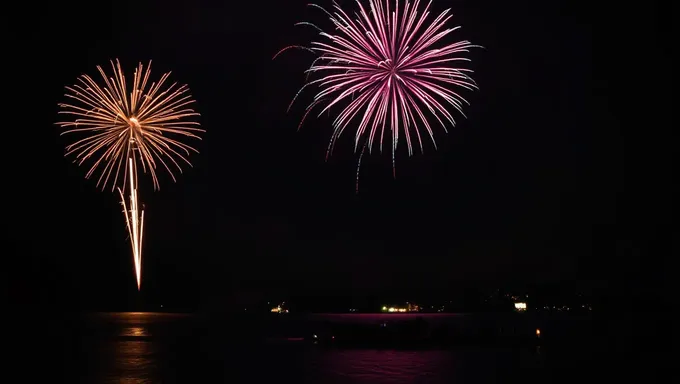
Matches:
[[13, 312, 603, 383]]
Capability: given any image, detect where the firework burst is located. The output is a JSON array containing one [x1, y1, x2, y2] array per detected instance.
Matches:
[[275, 0, 481, 191], [57, 59, 204, 290]]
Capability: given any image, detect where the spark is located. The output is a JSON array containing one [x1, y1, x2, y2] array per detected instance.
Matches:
[[119, 158, 144, 291], [275, 0, 481, 190], [57, 59, 203, 290]]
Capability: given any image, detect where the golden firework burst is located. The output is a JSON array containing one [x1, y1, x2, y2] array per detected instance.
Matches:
[[57, 59, 204, 192]]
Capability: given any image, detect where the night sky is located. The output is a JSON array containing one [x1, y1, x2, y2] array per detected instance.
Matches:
[[5, 0, 668, 310]]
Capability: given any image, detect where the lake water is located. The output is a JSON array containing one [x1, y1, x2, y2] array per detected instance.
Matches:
[[10, 312, 608, 383]]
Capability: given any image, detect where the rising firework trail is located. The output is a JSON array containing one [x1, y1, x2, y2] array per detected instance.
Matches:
[[275, 0, 481, 191], [119, 158, 144, 290], [57, 59, 203, 290]]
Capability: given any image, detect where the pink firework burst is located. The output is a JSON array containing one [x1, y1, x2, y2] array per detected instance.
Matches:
[[275, 0, 481, 192]]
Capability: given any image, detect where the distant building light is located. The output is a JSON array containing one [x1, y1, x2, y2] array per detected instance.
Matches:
[[514, 302, 527, 311], [382, 305, 418, 313], [271, 304, 288, 313]]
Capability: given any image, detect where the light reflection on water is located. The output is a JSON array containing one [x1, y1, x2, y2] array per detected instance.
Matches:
[[100, 314, 159, 383], [105, 340, 157, 384], [62, 312, 561, 383], [309, 350, 455, 384], [85, 312, 162, 384], [120, 327, 150, 338]]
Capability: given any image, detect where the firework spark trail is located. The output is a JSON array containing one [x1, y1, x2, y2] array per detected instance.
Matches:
[[119, 158, 144, 290], [275, 0, 481, 190], [57, 59, 203, 290]]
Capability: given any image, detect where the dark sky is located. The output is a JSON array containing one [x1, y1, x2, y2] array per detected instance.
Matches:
[[5, 0, 669, 310]]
